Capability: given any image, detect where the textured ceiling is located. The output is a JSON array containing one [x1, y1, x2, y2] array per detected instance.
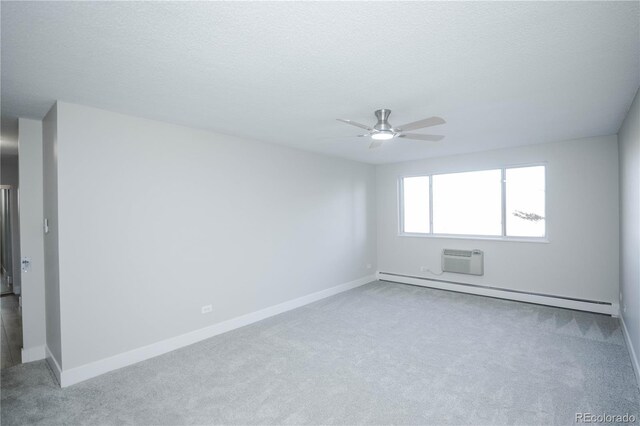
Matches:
[[1, 1, 639, 164]]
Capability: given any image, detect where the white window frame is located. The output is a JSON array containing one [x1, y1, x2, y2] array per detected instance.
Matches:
[[398, 163, 548, 243]]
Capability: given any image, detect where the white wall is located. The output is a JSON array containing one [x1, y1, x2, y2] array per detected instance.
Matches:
[[619, 87, 640, 378], [0, 155, 21, 294], [377, 135, 619, 304], [18, 118, 47, 359], [51, 102, 376, 370], [43, 105, 63, 367]]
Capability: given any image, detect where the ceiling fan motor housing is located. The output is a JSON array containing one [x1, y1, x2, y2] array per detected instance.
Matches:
[[374, 109, 393, 131]]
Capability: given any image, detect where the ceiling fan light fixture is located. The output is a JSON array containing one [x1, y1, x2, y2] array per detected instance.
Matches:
[[371, 131, 394, 141]]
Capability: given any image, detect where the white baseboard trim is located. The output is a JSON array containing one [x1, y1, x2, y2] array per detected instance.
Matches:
[[57, 274, 376, 388], [45, 346, 62, 386], [621, 315, 640, 389], [21, 345, 46, 363], [378, 272, 617, 316]]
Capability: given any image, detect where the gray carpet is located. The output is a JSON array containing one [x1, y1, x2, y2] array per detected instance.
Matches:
[[1, 281, 639, 425]]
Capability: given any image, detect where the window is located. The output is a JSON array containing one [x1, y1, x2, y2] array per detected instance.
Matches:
[[505, 166, 546, 237], [402, 176, 430, 233], [400, 165, 545, 239], [432, 169, 502, 236]]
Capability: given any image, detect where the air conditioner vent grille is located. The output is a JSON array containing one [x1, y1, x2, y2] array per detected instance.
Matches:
[[442, 249, 472, 258]]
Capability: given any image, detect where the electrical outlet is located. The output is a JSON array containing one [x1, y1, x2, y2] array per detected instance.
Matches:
[[366, 263, 372, 269], [201, 305, 212, 314], [420, 266, 428, 272]]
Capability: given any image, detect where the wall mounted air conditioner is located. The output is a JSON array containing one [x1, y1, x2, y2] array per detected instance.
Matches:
[[442, 249, 484, 275]]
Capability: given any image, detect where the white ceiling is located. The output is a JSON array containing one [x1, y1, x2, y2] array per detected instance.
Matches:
[[2, 1, 638, 164]]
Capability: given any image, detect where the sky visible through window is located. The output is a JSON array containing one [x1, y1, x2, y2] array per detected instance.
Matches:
[[433, 169, 502, 235], [402, 176, 430, 234], [506, 166, 545, 237], [401, 166, 545, 238]]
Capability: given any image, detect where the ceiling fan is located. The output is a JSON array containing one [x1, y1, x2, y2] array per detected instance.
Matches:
[[337, 109, 446, 149]]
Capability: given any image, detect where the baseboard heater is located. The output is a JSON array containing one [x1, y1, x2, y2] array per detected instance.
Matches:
[[377, 271, 617, 316]]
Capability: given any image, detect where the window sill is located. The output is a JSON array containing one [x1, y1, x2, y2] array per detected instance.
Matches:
[[398, 233, 549, 244]]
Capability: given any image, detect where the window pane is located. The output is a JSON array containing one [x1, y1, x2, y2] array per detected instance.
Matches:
[[506, 166, 545, 237], [402, 176, 430, 233], [432, 170, 502, 235]]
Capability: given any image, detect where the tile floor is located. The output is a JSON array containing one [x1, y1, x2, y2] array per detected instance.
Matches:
[[1, 294, 22, 369], [0, 271, 13, 295]]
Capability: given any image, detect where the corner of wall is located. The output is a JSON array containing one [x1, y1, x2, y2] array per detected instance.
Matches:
[[621, 315, 640, 388], [42, 102, 63, 370], [45, 345, 62, 386], [617, 86, 640, 389]]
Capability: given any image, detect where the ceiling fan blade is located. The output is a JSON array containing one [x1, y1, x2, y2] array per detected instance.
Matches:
[[398, 133, 445, 142], [395, 116, 445, 132], [337, 119, 373, 131], [369, 140, 384, 149], [313, 133, 369, 143]]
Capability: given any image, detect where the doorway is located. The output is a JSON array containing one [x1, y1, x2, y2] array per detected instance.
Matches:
[[0, 184, 22, 368], [1, 186, 15, 295]]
